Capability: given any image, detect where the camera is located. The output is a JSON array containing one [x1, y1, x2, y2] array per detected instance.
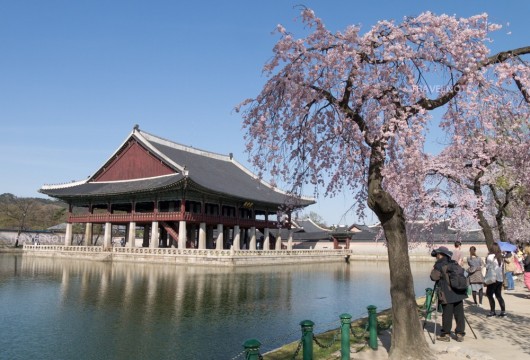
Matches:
[[431, 249, 438, 257]]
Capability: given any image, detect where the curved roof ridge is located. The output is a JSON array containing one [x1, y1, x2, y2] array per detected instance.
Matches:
[[230, 159, 315, 202], [41, 178, 88, 190], [139, 129, 231, 162], [303, 218, 330, 231], [91, 173, 178, 184]]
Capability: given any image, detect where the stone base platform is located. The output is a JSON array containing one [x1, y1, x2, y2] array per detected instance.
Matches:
[[22, 245, 353, 266]]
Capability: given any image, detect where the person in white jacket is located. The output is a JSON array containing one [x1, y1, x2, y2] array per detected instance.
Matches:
[[485, 242, 506, 317]]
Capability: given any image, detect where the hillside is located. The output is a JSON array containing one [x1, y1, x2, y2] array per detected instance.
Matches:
[[0, 193, 68, 231]]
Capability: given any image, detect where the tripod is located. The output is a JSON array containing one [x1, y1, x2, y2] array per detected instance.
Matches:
[[423, 282, 477, 343]]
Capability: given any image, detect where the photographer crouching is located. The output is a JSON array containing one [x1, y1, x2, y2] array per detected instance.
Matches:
[[430, 246, 468, 342]]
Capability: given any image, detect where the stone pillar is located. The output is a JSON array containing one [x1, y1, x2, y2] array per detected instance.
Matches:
[[263, 228, 270, 250], [178, 221, 187, 249], [64, 223, 73, 246], [150, 221, 159, 248], [249, 226, 257, 250], [287, 229, 294, 250], [275, 229, 282, 250], [84, 223, 92, 246], [128, 222, 136, 248], [233, 225, 240, 250], [216, 224, 223, 250], [198, 222, 206, 249], [103, 222, 112, 249]]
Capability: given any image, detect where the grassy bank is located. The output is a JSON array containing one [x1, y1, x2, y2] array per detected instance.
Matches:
[[262, 308, 393, 359], [263, 297, 428, 359]]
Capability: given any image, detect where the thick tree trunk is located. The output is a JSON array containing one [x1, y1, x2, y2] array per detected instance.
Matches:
[[496, 212, 507, 243], [473, 175, 495, 251], [476, 208, 495, 251], [368, 147, 431, 359]]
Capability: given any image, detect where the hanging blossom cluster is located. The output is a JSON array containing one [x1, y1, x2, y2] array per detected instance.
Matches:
[[237, 9, 530, 225]]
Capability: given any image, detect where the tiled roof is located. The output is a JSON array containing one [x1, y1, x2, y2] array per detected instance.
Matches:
[[143, 131, 313, 206], [40, 128, 315, 207], [41, 174, 185, 198]]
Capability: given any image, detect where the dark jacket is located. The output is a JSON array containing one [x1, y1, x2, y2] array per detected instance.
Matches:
[[430, 256, 468, 304], [524, 255, 530, 272]]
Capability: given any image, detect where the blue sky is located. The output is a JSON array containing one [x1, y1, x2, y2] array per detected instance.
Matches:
[[1, 0, 528, 226]]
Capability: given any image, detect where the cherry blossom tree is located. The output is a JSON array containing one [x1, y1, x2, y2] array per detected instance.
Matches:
[[426, 125, 530, 250], [237, 9, 529, 358]]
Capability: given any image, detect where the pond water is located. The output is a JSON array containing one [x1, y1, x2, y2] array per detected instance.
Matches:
[[0, 254, 434, 359]]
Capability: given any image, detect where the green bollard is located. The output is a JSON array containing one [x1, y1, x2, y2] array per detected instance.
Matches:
[[242, 339, 262, 360], [300, 319, 315, 360], [340, 313, 352, 360], [367, 305, 378, 350], [424, 288, 434, 320]]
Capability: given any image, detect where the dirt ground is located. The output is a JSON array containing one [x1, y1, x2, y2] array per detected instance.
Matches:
[[352, 281, 530, 360]]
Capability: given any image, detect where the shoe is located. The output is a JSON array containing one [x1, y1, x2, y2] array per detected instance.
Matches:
[[437, 334, 450, 342], [499, 312, 507, 317], [487, 312, 497, 317], [455, 334, 464, 342]]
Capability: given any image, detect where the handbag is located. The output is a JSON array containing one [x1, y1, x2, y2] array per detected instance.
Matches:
[[484, 265, 496, 285]]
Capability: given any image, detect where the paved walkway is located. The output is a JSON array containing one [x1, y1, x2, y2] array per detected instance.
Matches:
[[353, 281, 530, 360]]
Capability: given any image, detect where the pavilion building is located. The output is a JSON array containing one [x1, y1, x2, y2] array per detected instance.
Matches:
[[39, 126, 314, 251]]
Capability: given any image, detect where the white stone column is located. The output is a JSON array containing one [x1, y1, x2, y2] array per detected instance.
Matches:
[[249, 226, 256, 250], [64, 223, 73, 246], [216, 224, 223, 250], [287, 229, 294, 250], [263, 228, 270, 250], [178, 221, 187, 249], [84, 223, 92, 246], [233, 225, 240, 250], [150, 221, 159, 248], [128, 221, 136, 248], [103, 222, 112, 249], [275, 229, 282, 250], [198, 222, 206, 249]]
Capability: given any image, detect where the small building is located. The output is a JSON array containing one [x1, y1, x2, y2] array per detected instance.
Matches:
[[39, 126, 314, 251]]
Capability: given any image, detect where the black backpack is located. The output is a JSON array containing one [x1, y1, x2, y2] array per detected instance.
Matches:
[[442, 261, 468, 292]]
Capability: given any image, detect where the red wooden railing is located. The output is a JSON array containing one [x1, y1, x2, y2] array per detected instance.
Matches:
[[68, 211, 279, 228]]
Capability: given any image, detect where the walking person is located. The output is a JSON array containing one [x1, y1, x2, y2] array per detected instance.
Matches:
[[430, 246, 467, 342], [485, 242, 506, 317], [523, 245, 530, 291], [467, 246, 484, 306], [504, 252, 516, 291]]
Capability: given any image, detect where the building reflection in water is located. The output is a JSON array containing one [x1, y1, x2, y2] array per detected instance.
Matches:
[[13, 255, 433, 358]]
